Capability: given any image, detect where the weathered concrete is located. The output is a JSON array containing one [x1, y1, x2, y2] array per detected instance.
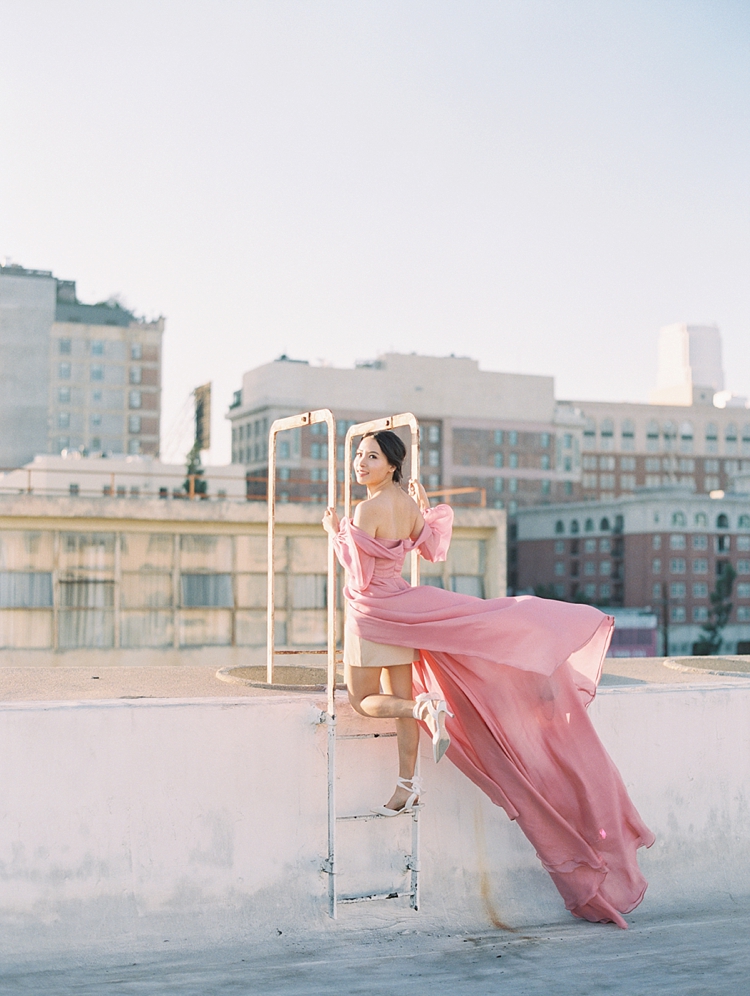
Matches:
[[0, 659, 747, 961], [0, 910, 747, 995]]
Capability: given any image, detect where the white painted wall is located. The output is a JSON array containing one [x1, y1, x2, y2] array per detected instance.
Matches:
[[0, 681, 748, 957]]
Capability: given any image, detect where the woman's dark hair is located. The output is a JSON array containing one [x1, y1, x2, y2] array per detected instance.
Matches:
[[362, 430, 406, 484]]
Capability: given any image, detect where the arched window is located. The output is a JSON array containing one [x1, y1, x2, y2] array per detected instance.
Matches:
[[726, 424, 738, 453], [717, 513, 729, 529], [705, 422, 719, 454], [646, 420, 659, 452], [555, 520, 564, 534], [739, 514, 750, 529], [621, 419, 635, 451], [671, 511, 687, 527], [600, 419, 614, 451], [679, 421, 693, 453], [663, 421, 676, 451], [743, 425, 750, 455], [584, 518, 595, 532], [570, 519, 580, 534], [694, 512, 708, 527], [614, 514, 624, 532], [599, 517, 610, 531]]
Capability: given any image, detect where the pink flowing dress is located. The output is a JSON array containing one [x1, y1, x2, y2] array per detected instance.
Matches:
[[333, 505, 655, 929]]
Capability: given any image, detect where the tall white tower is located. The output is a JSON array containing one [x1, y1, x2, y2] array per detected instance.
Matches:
[[650, 323, 724, 406]]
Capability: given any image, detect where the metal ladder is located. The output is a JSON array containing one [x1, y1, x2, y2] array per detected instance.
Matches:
[[266, 410, 422, 919]]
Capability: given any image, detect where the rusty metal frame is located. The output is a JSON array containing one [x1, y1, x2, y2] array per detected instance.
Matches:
[[266, 409, 337, 709], [266, 409, 338, 920]]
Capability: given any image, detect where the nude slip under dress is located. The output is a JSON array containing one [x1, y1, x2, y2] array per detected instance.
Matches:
[[343, 626, 418, 668]]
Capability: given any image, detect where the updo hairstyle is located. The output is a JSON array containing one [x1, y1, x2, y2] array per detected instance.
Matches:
[[362, 430, 406, 484]]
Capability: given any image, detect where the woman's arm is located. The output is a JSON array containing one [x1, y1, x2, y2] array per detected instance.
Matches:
[[408, 479, 427, 540]]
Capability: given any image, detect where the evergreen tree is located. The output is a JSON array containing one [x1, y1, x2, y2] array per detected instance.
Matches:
[[697, 563, 735, 655]]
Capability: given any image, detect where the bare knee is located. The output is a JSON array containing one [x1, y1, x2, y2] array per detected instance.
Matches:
[[347, 689, 365, 715], [345, 664, 381, 716], [347, 689, 371, 716]]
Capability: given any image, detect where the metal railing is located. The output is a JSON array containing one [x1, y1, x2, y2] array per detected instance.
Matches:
[[2, 465, 488, 507], [0, 464, 248, 501], [265, 410, 337, 701]]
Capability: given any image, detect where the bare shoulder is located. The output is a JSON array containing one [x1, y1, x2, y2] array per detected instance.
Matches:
[[353, 496, 380, 536]]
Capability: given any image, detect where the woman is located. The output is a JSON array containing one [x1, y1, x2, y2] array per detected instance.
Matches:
[[322, 430, 654, 928]]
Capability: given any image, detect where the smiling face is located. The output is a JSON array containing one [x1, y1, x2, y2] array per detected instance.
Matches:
[[354, 436, 395, 489]]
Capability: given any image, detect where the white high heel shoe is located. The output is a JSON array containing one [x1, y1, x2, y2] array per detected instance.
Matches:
[[371, 776, 423, 817], [413, 692, 453, 763]]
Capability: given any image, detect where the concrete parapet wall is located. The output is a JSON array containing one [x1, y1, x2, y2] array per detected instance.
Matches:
[[0, 679, 748, 957]]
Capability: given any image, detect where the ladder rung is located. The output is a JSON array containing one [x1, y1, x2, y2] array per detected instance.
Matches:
[[337, 732, 397, 740], [338, 889, 415, 905], [337, 806, 421, 823]]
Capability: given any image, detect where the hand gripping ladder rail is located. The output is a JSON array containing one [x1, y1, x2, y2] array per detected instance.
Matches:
[[266, 411, 422, 919]]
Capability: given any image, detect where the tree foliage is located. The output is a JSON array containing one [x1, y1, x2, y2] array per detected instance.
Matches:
[[696, 563, 735, 655]]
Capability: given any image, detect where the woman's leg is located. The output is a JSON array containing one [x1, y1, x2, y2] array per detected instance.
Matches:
[[345, 662, 415, 719], [381, 664, 420, 784], [347, 663, 419, 811]]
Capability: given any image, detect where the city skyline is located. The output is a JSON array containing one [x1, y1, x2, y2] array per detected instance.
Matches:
[[1, 1, 748, 464]]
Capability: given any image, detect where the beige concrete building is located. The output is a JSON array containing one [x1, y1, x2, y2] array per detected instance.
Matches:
[[557, 397, 750, 502], [228, 353, 583, 513], [650, 322, 724, 406], [0, 493, 504, 653], [0, 262, 163, 466]]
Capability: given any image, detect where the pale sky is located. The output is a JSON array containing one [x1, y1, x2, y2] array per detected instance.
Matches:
[[1, 0, 748, 464]]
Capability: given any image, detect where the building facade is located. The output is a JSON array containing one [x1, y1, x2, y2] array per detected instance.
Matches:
[[516, 489, 750, 655], [650, 322, 724, 406], [0, 494, 504, 652], [557, 397, 750, 504], [227, 353, 583, 511], [0, 262, 163, 467]]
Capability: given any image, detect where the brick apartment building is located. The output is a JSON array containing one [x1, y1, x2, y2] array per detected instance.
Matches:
[[516, 487, 750, 655]]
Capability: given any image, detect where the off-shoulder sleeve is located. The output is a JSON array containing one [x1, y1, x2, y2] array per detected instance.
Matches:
[[332, 518, 376, 590], [414, 504, 454, 562]]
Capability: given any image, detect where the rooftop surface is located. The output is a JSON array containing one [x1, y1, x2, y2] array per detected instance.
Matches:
[[0, 655, 747, 702], [0, 909, 745, 995]]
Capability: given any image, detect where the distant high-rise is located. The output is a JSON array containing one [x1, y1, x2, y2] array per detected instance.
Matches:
[[650, 323, 724, 406], [0, 262, 164, 467]]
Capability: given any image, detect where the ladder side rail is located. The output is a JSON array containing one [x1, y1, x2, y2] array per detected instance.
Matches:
[[324, 410, 336, 718], [266, 409, 335, 685], [322, 410, 337, 920], [343, 412, 422, 911]]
